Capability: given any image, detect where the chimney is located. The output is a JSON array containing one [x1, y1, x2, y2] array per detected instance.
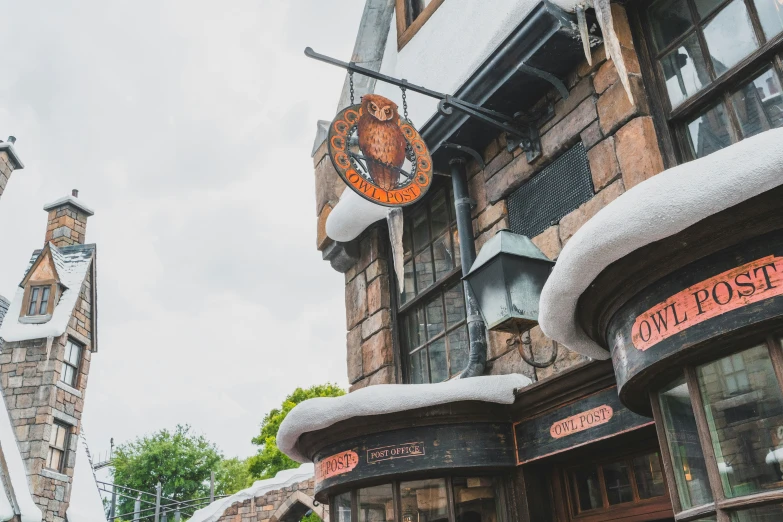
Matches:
[[43, 189, 95, 247], [0, 136, 24, 202]]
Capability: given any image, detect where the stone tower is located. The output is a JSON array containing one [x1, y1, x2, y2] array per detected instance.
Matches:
[[0, 191, 98, 522]]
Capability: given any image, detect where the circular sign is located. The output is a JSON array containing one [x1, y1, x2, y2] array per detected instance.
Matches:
[[328, 94, 432, 207]]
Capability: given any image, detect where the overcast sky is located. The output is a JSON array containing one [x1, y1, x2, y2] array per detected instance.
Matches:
[[0, 1, 363, 465]]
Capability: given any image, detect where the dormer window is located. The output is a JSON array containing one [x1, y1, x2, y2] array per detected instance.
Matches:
[[27, 285, 51, 316], [21, 281, 57, 322]]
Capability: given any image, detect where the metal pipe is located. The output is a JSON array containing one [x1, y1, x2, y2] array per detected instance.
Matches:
[[154, 482, 161, 522], [450, 158, 487, 378], [134, 497, 141, 522], [109, 485, 117, 521], [209, 471, 214, 504]]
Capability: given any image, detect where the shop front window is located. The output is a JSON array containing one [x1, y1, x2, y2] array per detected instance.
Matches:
[[332, 477, 502, 522], [566, 450, 667, 517], [653, 334, 783, 520]]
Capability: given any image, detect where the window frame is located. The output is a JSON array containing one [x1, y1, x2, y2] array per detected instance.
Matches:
[[395, 0, 446, 50], [650, 330, 783, 520], [632, 0, 783, 164], [396, 184, 468, 384], [21, 280, 57, 319], [60, 339, 83, 389], [329, 474, 509, 522], [46, 421, 71, 473], [562, 449, 671, 522]]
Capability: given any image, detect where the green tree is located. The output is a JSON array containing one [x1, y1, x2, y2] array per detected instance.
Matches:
[[214, 457, 253, 496], [112, 425, 222, 518], [248, 383, 345, 480]]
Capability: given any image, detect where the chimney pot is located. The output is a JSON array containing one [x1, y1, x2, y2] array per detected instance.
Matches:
[[6, 136, 16, 144], [72, 189, 79, 198]]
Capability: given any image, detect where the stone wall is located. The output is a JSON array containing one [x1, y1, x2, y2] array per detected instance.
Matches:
[[45, 205, 90, 248], [0, 273, 95, 522], [214, 478, 327, 522], [313, 4, 665, 388], [0, 150, 18, 201]]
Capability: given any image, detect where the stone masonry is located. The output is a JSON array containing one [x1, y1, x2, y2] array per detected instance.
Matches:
[[0, 145, 24, 202], [214, 478, 328, 522], [44, 202, 91, 248], [0, 201, 96, 522], [313, 4, 665, 389]]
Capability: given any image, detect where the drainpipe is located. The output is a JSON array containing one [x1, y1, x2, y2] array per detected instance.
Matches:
[[451, 158, 488, 378]]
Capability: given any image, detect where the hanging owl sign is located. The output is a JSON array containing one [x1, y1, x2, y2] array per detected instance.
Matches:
[[328, 94, 433, 207]]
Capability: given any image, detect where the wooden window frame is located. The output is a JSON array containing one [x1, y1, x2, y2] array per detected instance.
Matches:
[[60, 338, 83, 389], [560, 449, 673, 522], [395, 0, 447, 50], [21, 280, 57, 319], [46, 421, 71, 473], [650, 330, 783, 521], [330, 474, 510, 522], [631, 0, 783, 165]]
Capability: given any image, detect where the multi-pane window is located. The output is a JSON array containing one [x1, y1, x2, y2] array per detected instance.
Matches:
[[60, 340, 82, 388], [568, 451, 667, 517], [26, 285, 52, 316], [47, 422, 70, 472], [642, 0, 783, 160], [332, 477, 501, 522], [654, 335, 783, 520], [399, 187, 468, 383]]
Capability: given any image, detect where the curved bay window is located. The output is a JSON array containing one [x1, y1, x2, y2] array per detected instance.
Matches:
[[331, 476, 503, 522], [652, 334, 783, 521], [638, 0, 783, 161], [399, 187, 469, 383]]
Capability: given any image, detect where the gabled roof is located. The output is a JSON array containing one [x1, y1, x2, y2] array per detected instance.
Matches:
[[0, 243, 97, 346], [66, 433, 108, 522]]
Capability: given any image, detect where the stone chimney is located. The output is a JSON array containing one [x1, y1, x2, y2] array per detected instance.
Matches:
[[0, 137, 25, 202], [43, 189, 94, 247]]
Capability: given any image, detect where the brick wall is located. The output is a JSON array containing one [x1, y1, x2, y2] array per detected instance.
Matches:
[[213, 478, 328, 522], [313, 4, 665, 388], [45, 205, 90, 248], [0, 273, 95, 522], [0, 151, 18, 201]]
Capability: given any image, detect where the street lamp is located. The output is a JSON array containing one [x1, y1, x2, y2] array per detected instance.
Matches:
[[464, 229, 557, 367]]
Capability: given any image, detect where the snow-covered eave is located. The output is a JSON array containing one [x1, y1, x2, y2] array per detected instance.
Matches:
[[277, 374, 531, 463], [539, 128, 783, 360], [188, 465, 315, 522]]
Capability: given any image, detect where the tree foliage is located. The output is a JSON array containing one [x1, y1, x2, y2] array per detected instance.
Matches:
[[248, 383, 345, 480], [214, 457, 253, 496], [112, 425, 222, 518]]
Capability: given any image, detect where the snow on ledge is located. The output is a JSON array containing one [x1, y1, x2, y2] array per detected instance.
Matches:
[[539, 128, 783, 360], [325, 188, 389, 242], [278, 374, 532, 463], [188, 465, 315, 522], [66, 435, 106, 522]]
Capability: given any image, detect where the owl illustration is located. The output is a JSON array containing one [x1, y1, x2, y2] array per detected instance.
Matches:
[[357, 94, 407, 191]]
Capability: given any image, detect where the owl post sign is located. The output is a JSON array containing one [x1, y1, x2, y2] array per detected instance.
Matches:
[[328, 94, 433, 207]]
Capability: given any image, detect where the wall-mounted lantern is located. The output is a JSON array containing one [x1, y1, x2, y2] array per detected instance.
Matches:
[[464, 229, 557, 368]]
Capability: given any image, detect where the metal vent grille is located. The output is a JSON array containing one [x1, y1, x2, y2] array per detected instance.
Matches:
[[507, 142, 594, 239]]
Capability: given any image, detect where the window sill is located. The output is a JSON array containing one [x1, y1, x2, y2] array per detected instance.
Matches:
[[19, 314, 52, 325], [41, 469, 69, 482], [55, 380, 82, 398]]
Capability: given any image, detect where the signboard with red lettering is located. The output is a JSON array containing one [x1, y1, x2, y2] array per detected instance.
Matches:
[[315, 450, 359, 482], [609, 230, 783, 401], [513, 387, 653, 465]]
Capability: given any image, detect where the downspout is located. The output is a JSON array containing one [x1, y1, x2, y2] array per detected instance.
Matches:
[[451, 158, 488, 378]]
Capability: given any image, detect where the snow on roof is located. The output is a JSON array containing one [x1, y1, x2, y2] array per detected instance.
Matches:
[[278, 374, 532, 463], [42, 195, 94, 216], [0, 385, 42, 522], [188, 465, 315, 522], [539, 128, 783, 360], [0, 296, 9, 331], [0, 243, 95, 343], [66, 434, 108, 522]]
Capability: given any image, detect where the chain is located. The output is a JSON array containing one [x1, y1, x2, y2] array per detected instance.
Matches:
[[401, 86, 409, 122], [349, 71, 355, 105]]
